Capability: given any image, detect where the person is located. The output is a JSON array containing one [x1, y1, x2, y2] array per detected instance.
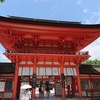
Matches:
[[38, 85, 42, 98], [26, 89, 31, 100], [41, 84, 45, 99], [45, 85, 50, 98], [21, 94, 26, 100], [21, 89, 31, 100]]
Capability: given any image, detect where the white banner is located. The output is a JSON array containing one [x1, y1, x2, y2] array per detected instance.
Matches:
[[0, 82, 5, 92]]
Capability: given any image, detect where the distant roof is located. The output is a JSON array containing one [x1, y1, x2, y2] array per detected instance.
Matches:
[[79, 64, 100, 74], [0, 63, 15, 73]]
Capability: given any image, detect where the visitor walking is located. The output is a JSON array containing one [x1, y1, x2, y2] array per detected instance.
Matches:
[[45, 85, 50, 98], [39, 85, 42, 98]]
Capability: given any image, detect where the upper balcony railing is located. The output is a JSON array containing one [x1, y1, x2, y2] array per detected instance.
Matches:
[[76, 51, 89, 56], [5, 50, 89, 56]]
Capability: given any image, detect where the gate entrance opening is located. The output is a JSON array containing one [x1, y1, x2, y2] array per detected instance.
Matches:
[[18, 73, 77, 99]]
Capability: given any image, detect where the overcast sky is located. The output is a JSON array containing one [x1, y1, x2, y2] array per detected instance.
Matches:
[[0, 0, 100, 62]]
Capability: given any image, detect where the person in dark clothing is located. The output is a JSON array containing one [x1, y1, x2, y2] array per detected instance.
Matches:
[[39, 86, 42, 98], [45, 85, 50, 98]]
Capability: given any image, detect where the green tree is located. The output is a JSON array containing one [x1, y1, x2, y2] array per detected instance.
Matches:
[[82, 60, 92, 65], [82, 59, 100, 65], [93, 59, 98, 65], [0, 0, 5, 3]]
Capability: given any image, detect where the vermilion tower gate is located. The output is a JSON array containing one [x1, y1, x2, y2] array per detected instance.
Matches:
[[0, 16, 100, 99]]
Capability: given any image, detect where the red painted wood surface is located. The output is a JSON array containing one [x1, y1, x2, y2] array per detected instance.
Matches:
[[0, 16, 100, 99]]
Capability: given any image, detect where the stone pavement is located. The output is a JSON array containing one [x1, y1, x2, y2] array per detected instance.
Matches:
[[32, 96, 99, 100], [32, 94, 94, 100], [32, 88, 99, 100]]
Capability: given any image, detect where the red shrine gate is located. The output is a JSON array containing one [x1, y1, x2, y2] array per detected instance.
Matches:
[[0, 16, 100, 100]]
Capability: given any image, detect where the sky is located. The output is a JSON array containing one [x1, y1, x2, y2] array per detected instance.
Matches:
[[0, 0, 100, 62]]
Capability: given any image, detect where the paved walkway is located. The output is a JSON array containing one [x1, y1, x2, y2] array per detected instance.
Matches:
[[32, 97, 99, 100], [32, 97, 100, 100], [34, 93, 92, 100], [33, 89, 92, 100], [33, 89, 99, 100]]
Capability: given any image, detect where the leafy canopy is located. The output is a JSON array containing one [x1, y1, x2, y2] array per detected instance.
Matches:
[[82, 59, 100, 65], [0, 0, 5, 3]]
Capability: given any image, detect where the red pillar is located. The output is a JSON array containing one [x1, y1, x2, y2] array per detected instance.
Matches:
[[12, 65, 19, 100], [32, 57, 37, 98], [60, 62, 65, 98], [72, 77, 76, 97], [76, 66, 82, 98]]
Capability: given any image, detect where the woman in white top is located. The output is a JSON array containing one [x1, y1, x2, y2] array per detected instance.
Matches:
[[21, 89, 31, 100]]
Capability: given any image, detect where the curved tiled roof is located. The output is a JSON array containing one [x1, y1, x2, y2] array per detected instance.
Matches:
[[79, 64, 100, 74], [0, 16, 100, 28], [0, 63, 15, 73]]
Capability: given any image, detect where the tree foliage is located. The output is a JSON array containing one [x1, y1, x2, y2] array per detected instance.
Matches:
[[0, 0, 5, 3], [82, 59, 100, 65]]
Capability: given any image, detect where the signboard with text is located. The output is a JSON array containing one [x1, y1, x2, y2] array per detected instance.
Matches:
[[32, 74, 37, 88], [56, 83, 62, 95], [61, 74, 65, 87]]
